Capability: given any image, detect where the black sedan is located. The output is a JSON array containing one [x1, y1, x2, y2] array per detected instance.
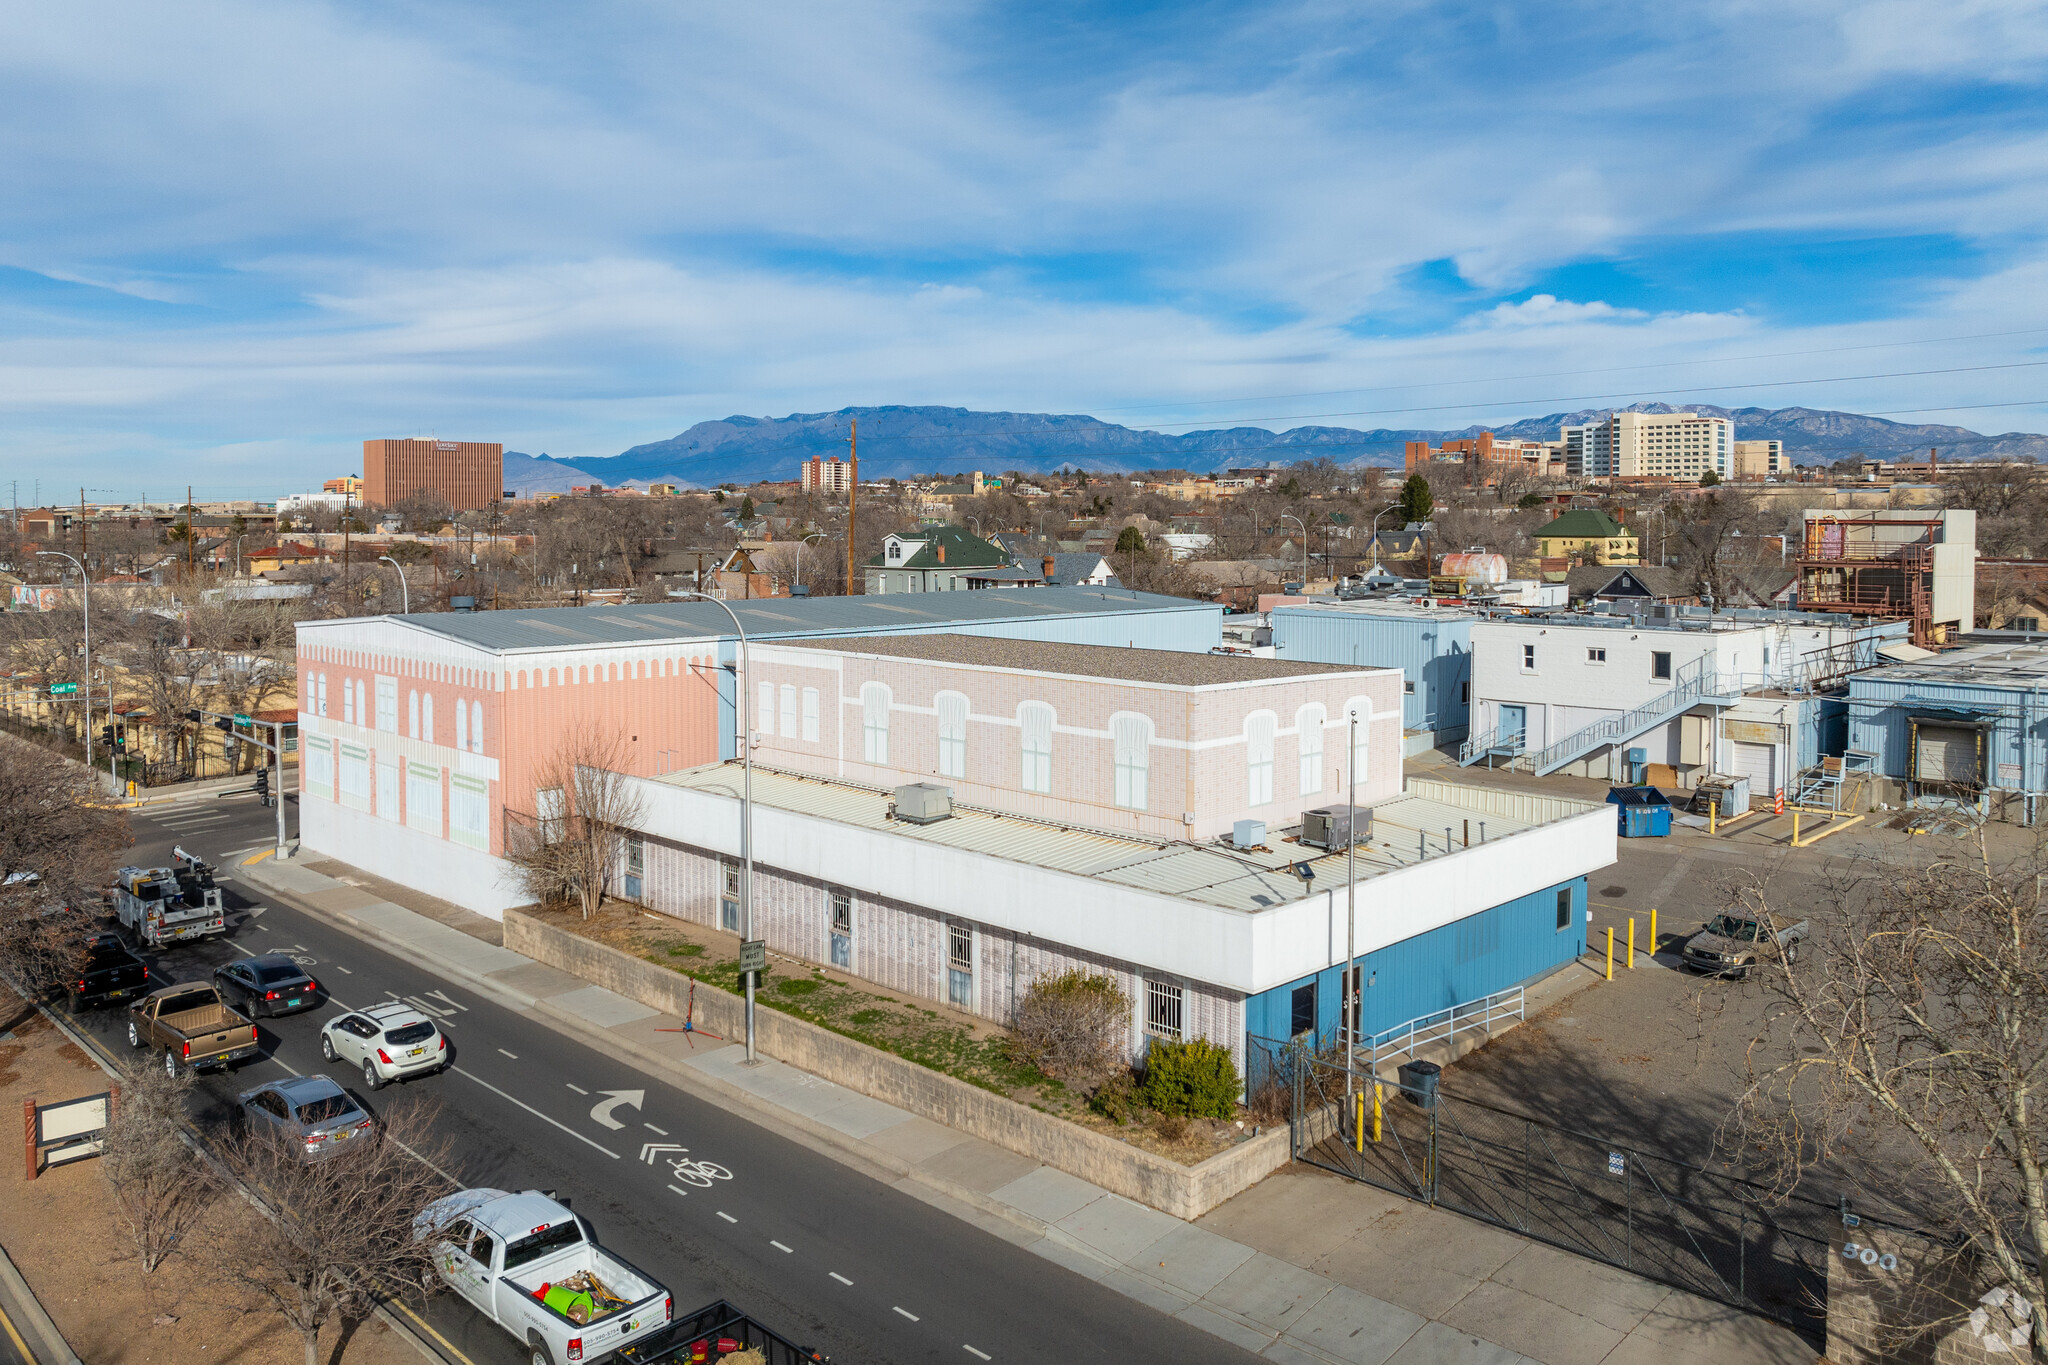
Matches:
[[213, 954, 322, 1018]]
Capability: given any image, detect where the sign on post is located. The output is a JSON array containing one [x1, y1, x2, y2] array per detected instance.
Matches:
[[25, 1090, 114, 1179], [47, 683, 77, 696], [232, 713, 253, 726], [1607, 1151, 1626, 1178], [739, 939, 767, 975]]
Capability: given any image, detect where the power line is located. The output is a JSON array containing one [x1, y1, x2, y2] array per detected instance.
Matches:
[[1091, 326, 2048, 415]]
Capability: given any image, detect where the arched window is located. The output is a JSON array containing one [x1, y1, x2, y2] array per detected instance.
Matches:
[[936, 692, 969, 779], [1343, 697, 1371, 790], [455, 697, 468, 751], [1297, 704, 1325, 797], [1111, 713, 1151, 811], [1245, 711, 1276, 807], [421, 692, 434, 745], [408, 690, 420, 739], [470, 701, 484, 754], [342, 676, 354, 725], [1019, 702, 1054, 795], [317, 673, 328, 718], [861, 682, 891, 764]]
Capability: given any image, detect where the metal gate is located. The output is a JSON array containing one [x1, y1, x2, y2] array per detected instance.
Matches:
[[1290, 1056, 1839, 1338]]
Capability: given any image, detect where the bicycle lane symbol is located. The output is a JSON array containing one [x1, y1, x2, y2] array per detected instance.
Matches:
[[640, 1143, 733, 1191]]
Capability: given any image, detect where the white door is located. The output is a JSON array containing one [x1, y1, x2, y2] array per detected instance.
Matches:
[[1915, 726, 1980, 784], [1731, 741, 1776, 803]]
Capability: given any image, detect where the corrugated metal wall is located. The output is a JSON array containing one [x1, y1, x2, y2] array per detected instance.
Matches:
[[1244, 876, 1587, 1047], [1845, 676, 2048, 789], [1270, 608, 1472, 734]]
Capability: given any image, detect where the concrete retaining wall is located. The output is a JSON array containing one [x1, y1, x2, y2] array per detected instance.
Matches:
[[504, 909, 1289, 1220]]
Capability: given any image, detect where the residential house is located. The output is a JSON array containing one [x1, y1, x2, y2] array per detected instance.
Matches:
[[866, 527, 1009, 593], [1535, 510, 1640, 566]]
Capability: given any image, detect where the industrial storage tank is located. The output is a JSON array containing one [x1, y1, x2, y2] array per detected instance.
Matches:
[[1437, 550, 1508, 586]]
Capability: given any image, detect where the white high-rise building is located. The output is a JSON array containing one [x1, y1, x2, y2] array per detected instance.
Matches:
[[1566, 411, 1733, 480]]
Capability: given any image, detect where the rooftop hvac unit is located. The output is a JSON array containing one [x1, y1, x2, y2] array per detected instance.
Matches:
[[1232, 819, 1267, 850], [893, 783, 954, 825], [1300, 804, 1371, 852]]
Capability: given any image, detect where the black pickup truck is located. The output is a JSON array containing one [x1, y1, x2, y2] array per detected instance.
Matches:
[[62, 932, 152, 1013], [616, 1300, 830, 1364]]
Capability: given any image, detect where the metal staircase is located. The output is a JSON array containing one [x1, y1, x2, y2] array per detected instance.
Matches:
[[1456, 722, 1526, 767], [1523, 655, 1739, 776]]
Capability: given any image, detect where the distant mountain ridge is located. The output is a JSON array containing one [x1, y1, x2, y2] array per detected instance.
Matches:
[[500, 402, 2048, 494]]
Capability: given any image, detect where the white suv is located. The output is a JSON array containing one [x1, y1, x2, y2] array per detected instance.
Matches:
[[320, 1001, 447, 1089]]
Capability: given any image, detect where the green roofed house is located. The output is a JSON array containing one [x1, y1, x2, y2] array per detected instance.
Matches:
[[1535, 509, 1640, 566], [866, 526, 1012, 593]]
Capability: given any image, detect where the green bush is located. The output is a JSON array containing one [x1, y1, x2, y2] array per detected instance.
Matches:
[[1141, 1038, 1240, 1119], [1089, 1071, 1137, 1124]]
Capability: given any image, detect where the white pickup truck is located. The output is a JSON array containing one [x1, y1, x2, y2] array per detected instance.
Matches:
[[111, 850, 226, 948], [417, 1188, 671, 1365]]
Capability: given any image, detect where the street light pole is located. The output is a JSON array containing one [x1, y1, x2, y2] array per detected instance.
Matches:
[[36, 551, 91, 770], [794, 533, 825, 590], [377, 555, 410, 613], [1282, 513, 1309, 590], [677, 591, 757, 1064], [1344, 708, 1359, 1104]]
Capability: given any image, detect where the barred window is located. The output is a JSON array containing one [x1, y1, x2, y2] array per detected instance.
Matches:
[[948, 921, 972, 969], [722, 862, 740, 898], [1146, 979, 1184, 1041], [831, 890, 852, 934]]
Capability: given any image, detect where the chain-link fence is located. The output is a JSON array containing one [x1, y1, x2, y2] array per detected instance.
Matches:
[[1287, 1051, 1842, 1337]]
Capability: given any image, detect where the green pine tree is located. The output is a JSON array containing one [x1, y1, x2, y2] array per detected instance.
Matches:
[[1397, 473, 1434, 524]]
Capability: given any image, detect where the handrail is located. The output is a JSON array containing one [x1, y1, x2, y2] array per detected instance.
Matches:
[[1457, 721, 1526, 766], [1528, 654, 1730, 775], [1361, 986, 1525, 1071]]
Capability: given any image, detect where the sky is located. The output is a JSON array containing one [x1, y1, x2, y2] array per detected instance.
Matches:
[[3, 0, 2047, 499]]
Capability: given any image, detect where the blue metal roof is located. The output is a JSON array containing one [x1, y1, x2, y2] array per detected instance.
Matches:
[[349, 587, 1211, 653]]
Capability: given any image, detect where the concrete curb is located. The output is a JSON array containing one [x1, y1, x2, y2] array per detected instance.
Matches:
[[0, 1241, 81, 1365], [238, 863, 1068, 1250]]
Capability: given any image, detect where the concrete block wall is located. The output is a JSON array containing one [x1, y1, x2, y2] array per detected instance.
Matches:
[[505, 909, 1291, 1220], [633, 831, 1245, 1065], [1828, 1222, 2023, 1365]]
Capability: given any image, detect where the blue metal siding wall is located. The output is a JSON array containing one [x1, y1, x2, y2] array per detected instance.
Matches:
[[1244, 877, 1587, 1046], [1270, 609, 1472, 734], [1845, 676, 2048, 790]]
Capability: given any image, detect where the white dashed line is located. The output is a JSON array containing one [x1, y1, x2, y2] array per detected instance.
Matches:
[[335, 966, 353, 975], [964, 1348, 991, 1361], [254, 924, 269, 932], [451, 1068, 618, 1159], [565, 1083, 589, 1095], [830, 1273, 852, 1286], [894, 1307, 920, 1322], [644, 1122, 668, 1136], [497, 1049, 519, 1060], [716, 1212, 737, 1224], [667, 1185, 691, 1198], [771, 1240, 793, 1254]]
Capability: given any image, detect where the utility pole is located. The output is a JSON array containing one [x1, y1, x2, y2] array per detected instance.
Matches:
[[1344, 708, 1358, 1105], [78, 489, 88, 574], [185, 485, 194, 580], [844, 418, 858, 596]]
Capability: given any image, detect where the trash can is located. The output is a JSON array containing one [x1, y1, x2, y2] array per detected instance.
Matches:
[[1606, 785, 1673, 837], [1397, 1058, 1441, 1109]]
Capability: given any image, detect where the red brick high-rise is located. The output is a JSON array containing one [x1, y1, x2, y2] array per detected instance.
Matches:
[[362, 439, 504, 511]]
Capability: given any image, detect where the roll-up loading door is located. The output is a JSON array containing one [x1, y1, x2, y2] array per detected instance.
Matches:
[[1730, 740, 1776, 802], [1913, 724, 1982, 785]]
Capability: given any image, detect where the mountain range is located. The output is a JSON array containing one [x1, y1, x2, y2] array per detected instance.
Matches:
[[502, 403, 2048, 494]]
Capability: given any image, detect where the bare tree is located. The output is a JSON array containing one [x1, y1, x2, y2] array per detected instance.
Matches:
[[207, 1102, 456, 1365], [1731, 839, 2048, 1359], [505, 725, 647, 918], [0, 735, 131, 986], [102, 1064, 217, 1276], [1010, 970, 1131, 1084]]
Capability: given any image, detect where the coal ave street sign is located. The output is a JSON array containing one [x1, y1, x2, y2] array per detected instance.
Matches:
[[48, 683, 77, 695]]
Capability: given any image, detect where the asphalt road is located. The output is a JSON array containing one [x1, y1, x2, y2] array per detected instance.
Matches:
[[88, 791, 1259, 1365]]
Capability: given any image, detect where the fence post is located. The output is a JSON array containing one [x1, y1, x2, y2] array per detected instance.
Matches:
[[1372, 1082, 1383, 1144], [1626, 1149, 1635, 1270], [1290, 1055, 1302, 1159], [23, 1098, 36, 1182], [1354, 1092, 1365, 1156], [1426, 1102, 1440, 1206]]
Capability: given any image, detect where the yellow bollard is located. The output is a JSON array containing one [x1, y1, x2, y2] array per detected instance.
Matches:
[[1650, 907, 1658, 957], [1606, 926, 1615, 980], [1792, 809, 1801, 846], [1710, 803, 1717, 835], [1627, 916, 1636, 968], [1355, 1092, 1366, 1154], [1372, 1082, 1383, 1143]]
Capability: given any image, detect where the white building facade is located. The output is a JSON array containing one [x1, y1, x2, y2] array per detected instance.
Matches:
[[1569, 411, 1734, 480]]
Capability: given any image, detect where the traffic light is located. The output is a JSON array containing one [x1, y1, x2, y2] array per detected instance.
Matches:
[[254, 768, 270, 804], [100, 725, 115, 747], [114, 727, 126, 750], [213, 717, 233, 733], [183, 709, 201, 723]]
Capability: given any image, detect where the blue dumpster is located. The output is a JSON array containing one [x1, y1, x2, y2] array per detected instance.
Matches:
[[1607, 785, 1673, 837]]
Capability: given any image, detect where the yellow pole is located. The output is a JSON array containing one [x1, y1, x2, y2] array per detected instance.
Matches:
[[1354, 1092, 1365, 1153], [1792, 809, 1801, 845], [1650, 907, 1658, 956], [1627, 916, 1636, 968], [1710, 804, 1717, 835], [1372, 1082, 1383, 1143], [1605, 926, 1614, 980]]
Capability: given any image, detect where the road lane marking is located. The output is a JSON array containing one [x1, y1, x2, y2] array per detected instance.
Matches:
[[894, 1307, 920, 1322], [771, 1240, 793, 1254], [588, 1089, 643, 1128], [830, 1272, 852, 1286], [565, 1083, 589, 1095], [241, 849, 275, 866], [497, 1049, 519, 1060], [381, 1294, 480, 1365], [964, 1348, 991, 1361], [451, 1067, 619, 1159], [643, 1122, 669, 1135], [667, 1185, 691, 1198], [335, 966, 352, 975], [0, 1291, 37, 1362], [254, 925, 269, 932], [716, 1212, 737, 1224]]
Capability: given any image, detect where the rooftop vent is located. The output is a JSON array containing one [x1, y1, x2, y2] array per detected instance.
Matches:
[[1300, 804, 1371, 852], [894, 783, 954, 825], [1232, 819, 1267, 850]]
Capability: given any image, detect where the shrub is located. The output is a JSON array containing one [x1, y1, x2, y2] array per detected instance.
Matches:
[[1154, 1112, 1190, 1143], [1089, 1070, 1137, 1124], [1141, 1038, 1241, 1119], [1010, 970, 1131, 1084]]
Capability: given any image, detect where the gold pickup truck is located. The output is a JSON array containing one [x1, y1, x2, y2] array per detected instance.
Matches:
[[127, 983, 260, 1077]]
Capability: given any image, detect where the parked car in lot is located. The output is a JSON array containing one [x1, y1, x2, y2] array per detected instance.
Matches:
[[127, 981, 260, 1075], [1681, 912, 1810, 979], [320, 1001, 447, 1090], [61, 932, 150, 1013], [416, 1188, 671, 1365], [235, 1075, 376, 1161], [213, 953, 322, 1018]]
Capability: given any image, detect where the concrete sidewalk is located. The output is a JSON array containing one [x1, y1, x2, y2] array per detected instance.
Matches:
[[242, 856, 1817, 1365]]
